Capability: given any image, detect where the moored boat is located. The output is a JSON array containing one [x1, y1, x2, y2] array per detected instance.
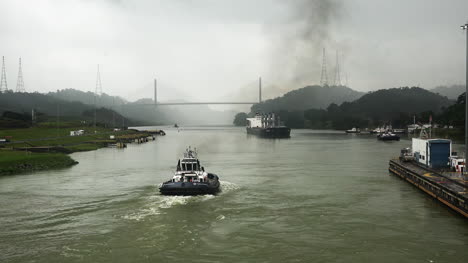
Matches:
[[377, 132, 400, 141], [159, 147, 220, 196], [345, 127, 361, 134]]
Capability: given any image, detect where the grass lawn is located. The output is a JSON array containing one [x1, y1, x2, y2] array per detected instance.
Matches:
[[0, 150, 78, 175], [0, 126, 110, 141]]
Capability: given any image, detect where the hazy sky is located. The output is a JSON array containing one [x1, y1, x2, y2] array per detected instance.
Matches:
[[1, 0, 467, 104]]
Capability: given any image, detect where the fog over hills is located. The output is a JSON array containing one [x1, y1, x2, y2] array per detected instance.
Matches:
[[430, 85, 466, 100]]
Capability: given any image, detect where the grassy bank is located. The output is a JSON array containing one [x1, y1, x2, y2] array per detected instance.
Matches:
[[0, 150, 78, 175], [0, 123, 156, 175], [0, 126, 148, 152]]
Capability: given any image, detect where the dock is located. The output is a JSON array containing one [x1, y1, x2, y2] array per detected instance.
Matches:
[[389, 159, 468, 218]]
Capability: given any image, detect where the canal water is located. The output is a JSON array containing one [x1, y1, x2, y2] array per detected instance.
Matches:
[[0, 127, 467, 262]]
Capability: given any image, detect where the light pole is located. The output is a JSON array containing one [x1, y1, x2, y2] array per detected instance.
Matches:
[[462, 23, 468, 173]]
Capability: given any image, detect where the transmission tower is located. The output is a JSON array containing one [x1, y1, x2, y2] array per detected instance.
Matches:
[[333, 50, 341, 86], [93, 64, 102, 133], [341, 52, 348, 87], [1, 56, 8, 92], [320, 48, 329, 86], [16, 58, 25, 92], [95, 64, 102, 95]]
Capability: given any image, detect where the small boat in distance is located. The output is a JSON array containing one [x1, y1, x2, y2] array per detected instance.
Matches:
[[377, 132, 400, 141], [174, 123, 179, 128], [345, 127, 361, 134], [159, 147, 220, 196]]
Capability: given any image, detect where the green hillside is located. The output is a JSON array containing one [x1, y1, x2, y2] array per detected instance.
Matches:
[[250, 85, 363, 113]]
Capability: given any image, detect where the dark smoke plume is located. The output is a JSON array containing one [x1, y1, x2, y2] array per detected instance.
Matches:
[[264, 0, 343, 97]]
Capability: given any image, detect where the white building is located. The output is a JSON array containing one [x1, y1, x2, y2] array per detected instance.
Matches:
[[70, 130, 84, 136], [412, 138, 451, 168]]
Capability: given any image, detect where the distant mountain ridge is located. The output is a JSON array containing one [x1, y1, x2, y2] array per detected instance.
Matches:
[[48, 88, 236, 125], [430, 85, 465, 100], [340, 87, 452, 117], [250, 85, 364, 113]]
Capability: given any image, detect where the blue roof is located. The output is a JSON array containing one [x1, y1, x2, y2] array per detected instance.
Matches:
[[427, 139, 451, 144]]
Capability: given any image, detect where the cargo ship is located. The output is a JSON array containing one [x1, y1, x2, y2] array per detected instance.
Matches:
[[388, 137, 468, 218], [246, 113, 291, 138]]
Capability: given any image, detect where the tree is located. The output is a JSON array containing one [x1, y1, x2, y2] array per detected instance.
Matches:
[[233, 112, 248, 126]]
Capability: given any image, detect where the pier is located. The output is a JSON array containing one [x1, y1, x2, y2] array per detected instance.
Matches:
[[389, 159, 468, 218]]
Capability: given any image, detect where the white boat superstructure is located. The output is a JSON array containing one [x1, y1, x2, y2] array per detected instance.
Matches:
[[170, 147, 208, 183]]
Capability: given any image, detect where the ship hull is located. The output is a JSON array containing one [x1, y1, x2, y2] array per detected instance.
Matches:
[[246, 127, 291, 138], [378, 135, 400, 141], [159, 177, 220, 196]]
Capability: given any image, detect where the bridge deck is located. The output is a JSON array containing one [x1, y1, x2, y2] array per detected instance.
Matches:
[[130, 102, 259, 106]]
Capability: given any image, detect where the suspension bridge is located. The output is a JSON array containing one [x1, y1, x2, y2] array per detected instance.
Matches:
[[150, 78, 262, 106]]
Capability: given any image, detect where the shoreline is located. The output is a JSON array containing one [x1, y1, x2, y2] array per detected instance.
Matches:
[[0, 127, 160, 176]]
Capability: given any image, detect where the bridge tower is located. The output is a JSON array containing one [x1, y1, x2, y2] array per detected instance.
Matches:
[[0, 56, 7, 92], [259, 77, 262, 103], [154, 78, 157, 105], [16, 58, 25, 92]]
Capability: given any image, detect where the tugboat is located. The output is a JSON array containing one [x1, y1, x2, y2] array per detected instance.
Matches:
[[246, 113, 291, 138], [159, 147, 220, 196], [377, 131, 400, 141]]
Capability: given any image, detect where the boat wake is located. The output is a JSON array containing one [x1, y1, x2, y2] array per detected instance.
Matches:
[[122, 181, 239, 221], [219, 180, 240, 193]]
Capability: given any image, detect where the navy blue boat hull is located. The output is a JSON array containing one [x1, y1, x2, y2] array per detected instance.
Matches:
[[159, 176, 220, 196], [378, 135, 400, 141]]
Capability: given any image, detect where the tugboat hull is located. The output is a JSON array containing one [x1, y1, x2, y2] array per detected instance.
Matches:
[[378, 135, 400, 141], [246, 127, 291, 138], [160, 174, 220, 196]]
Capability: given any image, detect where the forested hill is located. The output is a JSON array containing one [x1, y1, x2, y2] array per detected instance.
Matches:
[[0, 91, 138, 127], [0, 91, 92, 116], [337, 86, 452, 118], [48, 89, 126, 107], [250, 85, 363, 113], [235, 86, 455, 129], [304, 87, 454, 130]]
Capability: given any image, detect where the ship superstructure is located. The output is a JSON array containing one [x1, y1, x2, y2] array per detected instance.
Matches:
[[246, 113, 291, 138]]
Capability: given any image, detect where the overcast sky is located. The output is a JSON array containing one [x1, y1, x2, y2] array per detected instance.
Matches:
[[1, 0, 467, 104]]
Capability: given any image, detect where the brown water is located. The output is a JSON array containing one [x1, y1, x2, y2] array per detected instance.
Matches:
[[0, 127, 467, 262]]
